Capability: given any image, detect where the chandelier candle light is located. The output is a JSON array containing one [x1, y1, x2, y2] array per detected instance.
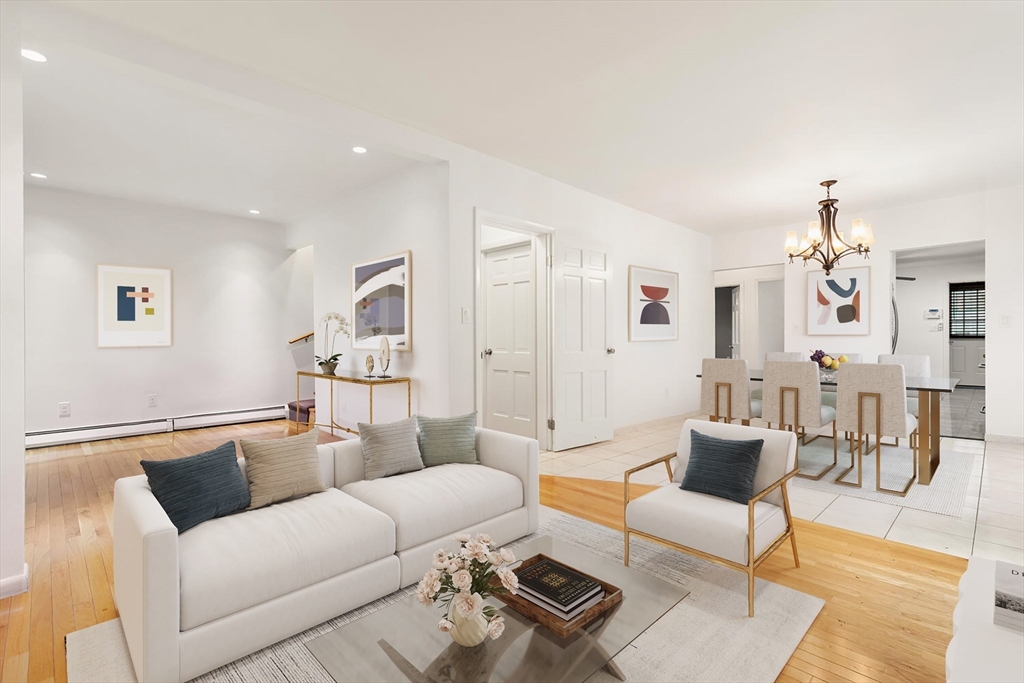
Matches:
[[785, 180, 875, 275]]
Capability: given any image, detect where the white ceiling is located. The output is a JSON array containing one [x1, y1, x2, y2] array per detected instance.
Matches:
[[21, 40, 416, 225], [60, 0, 1024, 234]]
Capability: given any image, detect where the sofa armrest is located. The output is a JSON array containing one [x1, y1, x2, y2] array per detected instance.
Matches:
[[475, 428, 539, 533], [113, 475, 180, 683]]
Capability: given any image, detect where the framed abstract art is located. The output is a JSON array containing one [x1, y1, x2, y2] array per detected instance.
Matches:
[[628, 265, 678, 341], [807, 266, 870, 335], [352, 251, 412, 351], [97, 265, 172, 347]]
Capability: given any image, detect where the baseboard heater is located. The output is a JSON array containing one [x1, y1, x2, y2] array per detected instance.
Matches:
[[25, 406, 286, 449]]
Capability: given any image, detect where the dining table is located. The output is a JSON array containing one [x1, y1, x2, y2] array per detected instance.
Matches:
[[696, 370, 960, 486]]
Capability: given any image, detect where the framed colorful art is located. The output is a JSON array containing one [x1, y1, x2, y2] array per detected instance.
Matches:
[[97, 265, 172, 347], [352, 251, 412, 351], [807, 265, 870, 335], [628, 265, 678, 341]]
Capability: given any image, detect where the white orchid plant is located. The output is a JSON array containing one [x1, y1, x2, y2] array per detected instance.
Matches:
[[416, 533, 518, 640], [316, 311, 351, 369]]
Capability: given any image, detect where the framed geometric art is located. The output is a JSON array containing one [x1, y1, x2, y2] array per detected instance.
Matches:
[[352, 251, 412, 351], [97, 265, 172, 347], [628, 265, 678, 341], [807, 265, 870, 335]]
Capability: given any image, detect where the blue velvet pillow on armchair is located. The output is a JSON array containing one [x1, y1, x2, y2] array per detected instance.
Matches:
[[680, 429, 764, 504]]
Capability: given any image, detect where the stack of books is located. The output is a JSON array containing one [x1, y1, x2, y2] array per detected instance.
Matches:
[[515, 558, 606, 621]]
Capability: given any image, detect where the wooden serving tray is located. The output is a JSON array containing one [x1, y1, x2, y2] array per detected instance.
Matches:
[[490, 553, 623, 638]]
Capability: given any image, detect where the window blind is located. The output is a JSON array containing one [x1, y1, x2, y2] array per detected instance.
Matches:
[[949, 282, 985, 338]]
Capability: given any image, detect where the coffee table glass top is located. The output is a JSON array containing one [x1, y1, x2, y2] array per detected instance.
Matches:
[[305, 535, 689, 683]]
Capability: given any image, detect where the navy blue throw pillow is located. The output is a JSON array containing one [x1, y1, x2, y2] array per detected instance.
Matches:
[[141, 441, 250, 533], [680, 430, 764, 504]]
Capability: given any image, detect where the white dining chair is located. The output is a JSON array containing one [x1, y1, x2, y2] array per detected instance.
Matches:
[[752, 352, 805, 404], [878, 354, 931, 418], [820, 352, 864, 408], [835, 363, 919, 496], [700, 358, 761, 425], [762, 361, 838, 479]]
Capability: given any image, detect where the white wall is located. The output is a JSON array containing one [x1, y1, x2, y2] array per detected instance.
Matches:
[[23, 7, 718, 434], [714, 185, 1024, 439], [758, 279, 785, 360], [24, 186, 309, 432], [288, 163, 450, 431], [0, 0, 27, 597], [713, 265, 785, 368], [284, 245, 316, 400], [895, 255, 985, 380]]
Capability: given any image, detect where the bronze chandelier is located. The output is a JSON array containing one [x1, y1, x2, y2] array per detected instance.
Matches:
[[785, 180, 874, 275]]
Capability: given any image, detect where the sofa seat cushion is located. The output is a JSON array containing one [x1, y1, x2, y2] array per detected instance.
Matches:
[[178, 488, 396, 630], [342, 464, 523, 551], [625, 485, 787, 565]]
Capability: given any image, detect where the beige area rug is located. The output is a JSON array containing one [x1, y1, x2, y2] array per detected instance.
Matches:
[[792, 439, 974, 516], [67, 507, 823, 683]]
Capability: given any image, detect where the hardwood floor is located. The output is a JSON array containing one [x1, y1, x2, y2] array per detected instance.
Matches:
[[0, 421, 965, 683]]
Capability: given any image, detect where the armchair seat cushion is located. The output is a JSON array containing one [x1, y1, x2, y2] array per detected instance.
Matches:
[[626, 485, 787, 565], [907, 397, 919, 417], [342, 464, 523, 551]]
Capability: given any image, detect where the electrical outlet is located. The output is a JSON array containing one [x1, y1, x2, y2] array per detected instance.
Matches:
[[58, 401, 71, 418], [461, 307, 471, 324], [147, 394, 158, 408]]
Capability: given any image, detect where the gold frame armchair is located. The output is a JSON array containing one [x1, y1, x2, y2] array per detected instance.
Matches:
[[623, 419, 800, 617]]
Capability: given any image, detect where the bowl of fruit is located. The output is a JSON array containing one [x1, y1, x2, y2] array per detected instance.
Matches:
[[810, 350, 850, 380]]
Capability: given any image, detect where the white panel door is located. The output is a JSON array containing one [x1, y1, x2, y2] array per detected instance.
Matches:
[[731, 286, 741, 359], [552, 244, 613, 451], [483, 243, 537, 438], [950, 338, 986, 387]]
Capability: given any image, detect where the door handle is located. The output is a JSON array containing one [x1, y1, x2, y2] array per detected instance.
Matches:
[[484, 348, 493, 356], [606, 347, 616, 355]]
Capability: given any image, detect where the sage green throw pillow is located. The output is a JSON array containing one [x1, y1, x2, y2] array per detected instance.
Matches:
[[418, 412, 479, 467], [358, 416, 425, 480]]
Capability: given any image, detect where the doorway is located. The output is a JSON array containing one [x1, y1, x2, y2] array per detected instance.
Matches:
[[475, 211, 552, 448], [715, 286, 739, 358], [893, 241, 985, 439]]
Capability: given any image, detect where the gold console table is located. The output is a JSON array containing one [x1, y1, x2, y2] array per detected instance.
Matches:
[[296, 370, 411, 436]]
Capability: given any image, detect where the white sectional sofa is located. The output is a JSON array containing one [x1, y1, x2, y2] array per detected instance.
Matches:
[[113, 428, 539, 683]]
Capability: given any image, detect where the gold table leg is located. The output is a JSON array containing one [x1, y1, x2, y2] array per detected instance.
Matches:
[[918, 389, 941, 485], [295, 373, 301, 432], [369, 383, 374, 424]]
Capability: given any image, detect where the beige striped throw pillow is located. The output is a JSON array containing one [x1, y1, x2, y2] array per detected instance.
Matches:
[[240, 429, 326, 510]]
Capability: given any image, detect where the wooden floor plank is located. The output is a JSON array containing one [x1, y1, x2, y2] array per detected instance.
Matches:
[[0, 420, 964, 683]]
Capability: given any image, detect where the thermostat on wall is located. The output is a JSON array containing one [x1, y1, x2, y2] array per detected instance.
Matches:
[[925, 308, 941, 320]]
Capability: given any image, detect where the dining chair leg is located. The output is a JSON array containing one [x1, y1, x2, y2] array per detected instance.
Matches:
[[796, 421, 837, 480], [876, 436, 916, 496], [624, 529, 630, 566], [836, 432, 864, 488], [741, 419, 750, 426]]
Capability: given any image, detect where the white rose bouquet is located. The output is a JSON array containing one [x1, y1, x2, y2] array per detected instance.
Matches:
[[416, 533, 518, 642]]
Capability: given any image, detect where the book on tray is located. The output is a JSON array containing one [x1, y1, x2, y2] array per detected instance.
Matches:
[[994, 561, 1024, 633], [515, 558, 605, 620]]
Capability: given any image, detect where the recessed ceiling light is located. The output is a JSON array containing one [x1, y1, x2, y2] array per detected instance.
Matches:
[[21, 49, 47, 63], [352, 147, 367, 154], [29, 173, 47, 179], [249, 209, 261, 215]]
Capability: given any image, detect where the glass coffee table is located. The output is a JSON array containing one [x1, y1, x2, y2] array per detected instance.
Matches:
[[305, 535, 689, 682]]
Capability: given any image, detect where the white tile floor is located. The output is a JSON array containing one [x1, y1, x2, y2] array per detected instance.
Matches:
[[545, 413, 1024, 563]]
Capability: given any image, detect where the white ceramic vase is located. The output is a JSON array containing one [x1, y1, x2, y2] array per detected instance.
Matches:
[[449, 611, 489, 647]]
